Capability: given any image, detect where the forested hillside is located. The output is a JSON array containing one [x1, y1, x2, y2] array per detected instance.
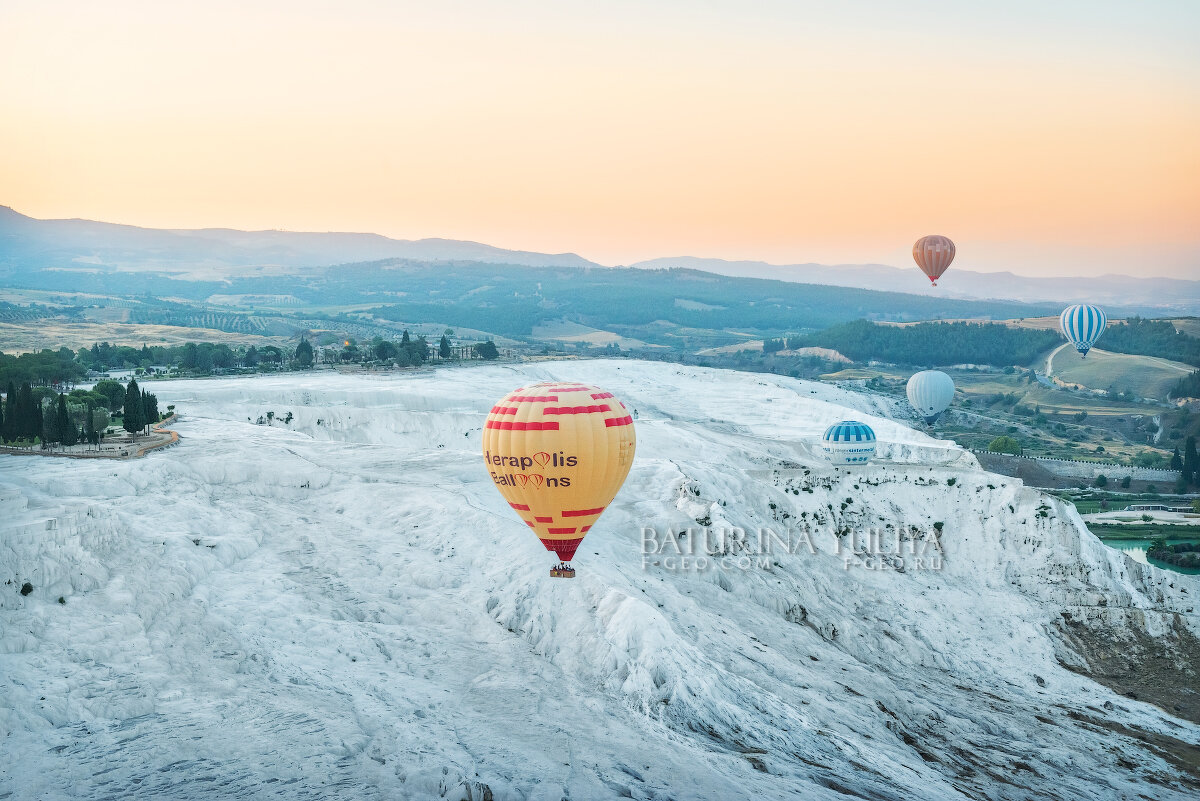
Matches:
[[789, 320, 1062, 367], [6, 258, 1061, 338], [1102, 317, 1200, 366], [360, 264, 1059, 337]]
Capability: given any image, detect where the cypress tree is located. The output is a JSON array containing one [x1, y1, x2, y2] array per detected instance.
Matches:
[[401, 329, 411, 346], [57, 394, 76, 447], [19, 383, 38, 441], [1185, 436, 1199, 486], [1170, 447, 1183, 471], [123, 379, 144, 437], [84, 401, 97, 450], [42, 397, 60, 447], [3, 381, 16, 442], [295, 337, 313, 368], [439, 335, 451, 359], [140, 389, 159, 432]]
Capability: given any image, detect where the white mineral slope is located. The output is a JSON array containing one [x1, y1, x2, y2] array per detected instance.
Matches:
[[1, 360, 1196, 801]]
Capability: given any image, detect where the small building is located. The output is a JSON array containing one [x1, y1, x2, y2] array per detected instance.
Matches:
[[1122, 504, 1193, 513]]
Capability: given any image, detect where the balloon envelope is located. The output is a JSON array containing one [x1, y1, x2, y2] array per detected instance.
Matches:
[[913, 235, 955, 286], [483, 381, 636, 562], [821, 420, 876, 465], [1059, 304, 1107, 357], [906, 371, 955, 424]]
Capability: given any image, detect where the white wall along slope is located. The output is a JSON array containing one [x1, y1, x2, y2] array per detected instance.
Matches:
[[1, 360, 1197, 800]]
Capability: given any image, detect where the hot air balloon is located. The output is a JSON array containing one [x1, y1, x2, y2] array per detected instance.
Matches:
[[821, 421, 876, 465], [906, 370, 955, 424], [483, 381, 636, 578], [912, 235, 955, 286], [1059, 304, 1107, 357]]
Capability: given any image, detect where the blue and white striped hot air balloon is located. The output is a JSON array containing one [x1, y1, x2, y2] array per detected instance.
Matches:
[[821, 420, 877, 466], [906, 370, 955, 425], [1059, 304, 1107, 357]]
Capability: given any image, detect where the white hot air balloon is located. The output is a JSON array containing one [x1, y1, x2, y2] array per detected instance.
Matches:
[[906, 371, 955, 425], [821, 421, 877, 465], [1059, 304, 1107, 357]]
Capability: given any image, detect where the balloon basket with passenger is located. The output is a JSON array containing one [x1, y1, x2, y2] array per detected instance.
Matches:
[[550, 563, 576, 579]]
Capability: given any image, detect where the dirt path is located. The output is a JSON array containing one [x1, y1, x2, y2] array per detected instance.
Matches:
[[1045, 342, 1068, 377]]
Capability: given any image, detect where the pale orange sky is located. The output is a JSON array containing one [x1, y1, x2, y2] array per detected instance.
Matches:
[[1, 1, 1197, 276]]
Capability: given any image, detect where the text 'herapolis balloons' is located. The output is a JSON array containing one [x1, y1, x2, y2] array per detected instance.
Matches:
[[482, 381, 636, 576], [821, 421, 876, 466], [1059, 304, 1107, 357], [912, 235, 955, 286], [907, 371, 955, 424]]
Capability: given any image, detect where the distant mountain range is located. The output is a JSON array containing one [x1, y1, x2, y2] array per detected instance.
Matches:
[[629, 257, 1200, 315], [0, 206, 597, 277], [2, 205, 1196, 314]]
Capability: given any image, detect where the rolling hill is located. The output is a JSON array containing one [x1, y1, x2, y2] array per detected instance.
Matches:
[[1048, 345, 1195, 401]]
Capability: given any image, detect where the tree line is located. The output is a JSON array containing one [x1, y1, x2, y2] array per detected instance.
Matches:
[[1102, 317, 1200, 367], [0, 337, 318, 388], [788, 320, 1062, 367], [1170, 370, 1200, 401], [1, 377, 160, 451]]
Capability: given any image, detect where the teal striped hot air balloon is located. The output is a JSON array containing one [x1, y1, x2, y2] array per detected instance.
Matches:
[[821, 420, 877, 465], [1059, 305, 1107, 357], [906, 370, 955, 425]]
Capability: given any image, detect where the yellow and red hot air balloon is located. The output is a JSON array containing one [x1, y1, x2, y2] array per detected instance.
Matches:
[[912, 235, 955, 286], [482, 381, 636, 578]]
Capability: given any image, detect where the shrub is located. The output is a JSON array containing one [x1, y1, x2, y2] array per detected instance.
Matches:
[[988, 436, 1022, 455]]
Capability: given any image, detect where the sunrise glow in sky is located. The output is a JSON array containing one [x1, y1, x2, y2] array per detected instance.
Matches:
[[1, 1, 1197, 276]]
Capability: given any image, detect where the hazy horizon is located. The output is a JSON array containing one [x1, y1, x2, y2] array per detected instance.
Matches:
[[2, 1, 1197, 278]]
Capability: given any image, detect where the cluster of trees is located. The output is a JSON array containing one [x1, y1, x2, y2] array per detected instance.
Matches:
[[473, 341, 500, 360], [84, 340, 299, 373], [0, 382, 44, 443], [1171, 370, 1200, 400], [1, 377, 159, 450], [0, 348, 86, 387], [333, 331, 429, 366], [2, 338, 320, 384], [789, 320, 1061, 367], [326, 331, 500, 364], [4, 331, 495, 392], [1147, 538, 1200, 570], [1102, 317, 1200, 367]]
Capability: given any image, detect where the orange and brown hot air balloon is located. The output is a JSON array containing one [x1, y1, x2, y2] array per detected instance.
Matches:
[[483, 381, 636, 578], [912, 235, 955, 286]]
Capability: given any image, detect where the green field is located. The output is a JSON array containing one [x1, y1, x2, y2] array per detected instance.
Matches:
[[1049, 346, 1193, 401], [1171, 318, 1200, 337]]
